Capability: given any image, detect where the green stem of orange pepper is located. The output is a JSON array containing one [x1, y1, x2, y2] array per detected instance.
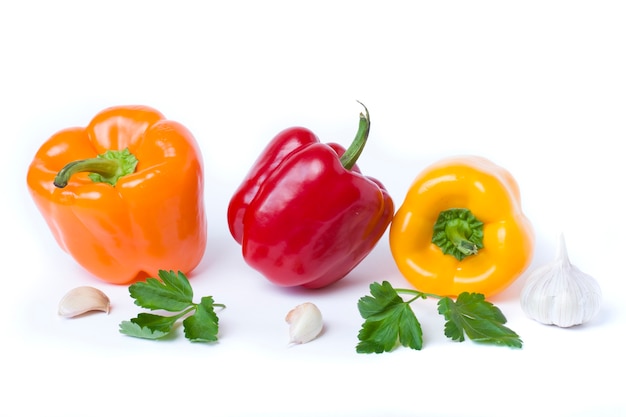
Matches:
[[54, 148, 138, 188]]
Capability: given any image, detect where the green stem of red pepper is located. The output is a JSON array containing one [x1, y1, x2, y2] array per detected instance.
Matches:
[[54, 148, 138, 188], [339, 101, 370, 171]]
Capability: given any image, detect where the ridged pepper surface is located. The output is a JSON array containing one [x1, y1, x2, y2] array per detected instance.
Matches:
[[27, 105, 207, 284], [228, 105, 394, 289], [389, 156, 534, 298]]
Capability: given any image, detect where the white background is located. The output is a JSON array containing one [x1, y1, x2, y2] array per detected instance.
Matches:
[[2, 1, 625, 416]]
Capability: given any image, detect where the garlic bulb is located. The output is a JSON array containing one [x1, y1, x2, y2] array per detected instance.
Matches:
[[58, 286, 111, 318], [520, 234, 601, 327], [285, 302, 323, 344]]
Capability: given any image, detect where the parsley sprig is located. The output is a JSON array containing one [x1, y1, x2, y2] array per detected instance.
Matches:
[[356, 281, 522, 353], [119, 270, 225, 343]]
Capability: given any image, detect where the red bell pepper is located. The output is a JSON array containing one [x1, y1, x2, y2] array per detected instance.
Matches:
[[228, 104, 394, 289]]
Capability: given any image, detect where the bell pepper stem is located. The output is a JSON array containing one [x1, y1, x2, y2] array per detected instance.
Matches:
[[54, 147, 138, 188], [445, 219, 479, 256], [54, 158, 119, 188], [431, 208, 484, 261], [339, 101, 370, 170]]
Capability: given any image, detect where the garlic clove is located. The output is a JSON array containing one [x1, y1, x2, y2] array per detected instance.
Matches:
[[58, 286, 111, 318], [520, 234, 602, 327], [285, 302, 323, 344]]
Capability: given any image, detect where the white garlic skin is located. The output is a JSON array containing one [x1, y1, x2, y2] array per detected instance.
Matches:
[[58, 286, 111, 318], [285, 302, 323, 344], [520, 235, 602, 327]]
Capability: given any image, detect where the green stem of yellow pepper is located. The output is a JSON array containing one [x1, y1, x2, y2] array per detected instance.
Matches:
[[432, 208, 484, 261]]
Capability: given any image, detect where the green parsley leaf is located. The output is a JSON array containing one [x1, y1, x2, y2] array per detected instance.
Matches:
[[356, 282, 522, 353], [127, 312, 180, 334], [119, 270, 224, 343], [437, 292, 523, 348], [118, 321, 169, 340], [183, 296, 220, 342], [129, 270, 194, 312], [356, 281, 423, 353]]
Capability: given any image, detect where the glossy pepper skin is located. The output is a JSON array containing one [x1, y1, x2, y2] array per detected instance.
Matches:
[[389, 156, 534, 298], [228, 105, 394, 289], [27, 105, 207, 284]]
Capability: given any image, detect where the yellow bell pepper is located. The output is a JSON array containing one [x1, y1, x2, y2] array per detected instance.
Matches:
[[389, 156, 534, 298]]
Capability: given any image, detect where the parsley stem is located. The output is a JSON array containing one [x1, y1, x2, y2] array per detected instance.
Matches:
[[395, 288, 444, 301], [174, 302, 224, 315], [171, 306, 197, 320], [169, 302, 225, 320]]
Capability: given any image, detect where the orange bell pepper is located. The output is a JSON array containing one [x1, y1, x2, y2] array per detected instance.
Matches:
[[26, 105, 207, 284], [389, 156, 534, 298]]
